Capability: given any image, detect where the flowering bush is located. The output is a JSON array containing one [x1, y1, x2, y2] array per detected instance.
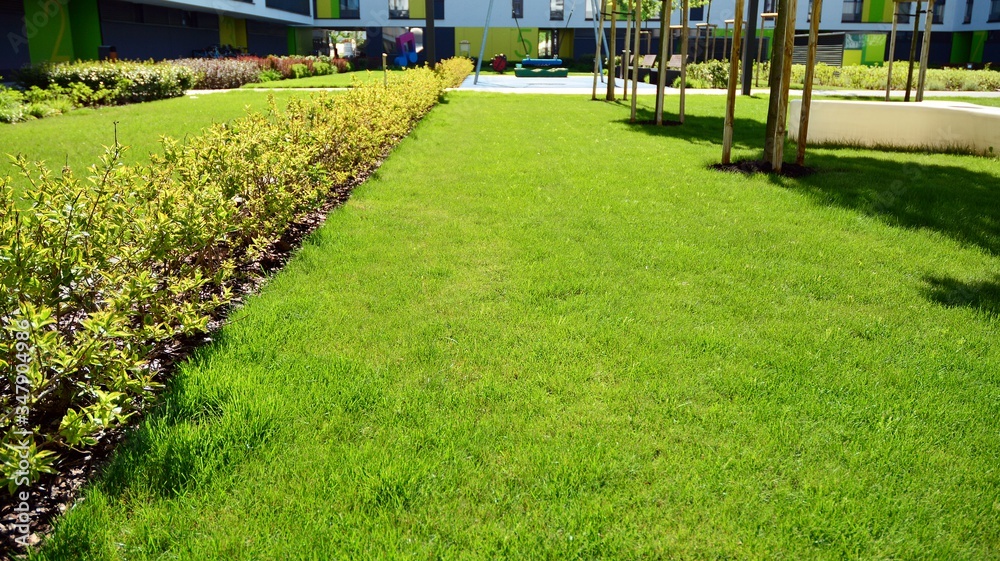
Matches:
[[170, 58, 262, 89], [16, 60, 196, 103], [0, 61, 466, 492]]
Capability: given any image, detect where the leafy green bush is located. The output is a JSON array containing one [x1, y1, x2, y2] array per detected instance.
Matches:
[[0, 87, 25, 123], [681, 60, 999, 91], [435, 57, 474, 89], [0, 61, 463, 493], [17, 60, 197, 103], [313, 61, 333, 76], [683, 59, 731, 89], [290, 63, 310, 79]]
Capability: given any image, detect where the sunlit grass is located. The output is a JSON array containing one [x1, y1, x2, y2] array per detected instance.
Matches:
[[27, 93, 1000, 559], [0, 90, 315, 176]]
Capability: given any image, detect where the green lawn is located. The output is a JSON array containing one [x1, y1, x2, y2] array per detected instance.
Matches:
[[29, 93, 1000, 559], [0, 90, 314, 178], [243, 70, 408, 89]]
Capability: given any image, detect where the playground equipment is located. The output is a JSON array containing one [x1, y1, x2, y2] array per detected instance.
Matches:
[[393, 31, 418, 67], [515, 58, 570, 78], [472, 0, 573, 83]]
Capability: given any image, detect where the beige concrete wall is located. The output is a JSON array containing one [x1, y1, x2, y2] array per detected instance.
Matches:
[[789, 100, 1000, 157]]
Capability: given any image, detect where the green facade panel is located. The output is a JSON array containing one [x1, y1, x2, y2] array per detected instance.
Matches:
[[24, 0, 75, 64], [951, 32, 972, 64], [970, 30, 986, 64], [68, 0, 102, 61]]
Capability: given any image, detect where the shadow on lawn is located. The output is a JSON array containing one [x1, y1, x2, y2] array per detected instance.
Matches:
[[788, 153, 1000, 257], [614, 106, 768, 152], [923, 275, 1000, 317], [615, 103, 1000, 258]]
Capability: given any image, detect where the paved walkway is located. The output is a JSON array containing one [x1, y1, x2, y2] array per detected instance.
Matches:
[[457, 74, 1000, 98]]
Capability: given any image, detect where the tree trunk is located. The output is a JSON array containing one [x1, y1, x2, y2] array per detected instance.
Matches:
[[655, 0, 670, 123], [762, 0, 788, 163], [607, 0, 619, 100]]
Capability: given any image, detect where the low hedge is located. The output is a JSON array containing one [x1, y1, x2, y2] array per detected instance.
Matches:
[[677, 60, 1000, 92], [436, 56, 474, 88], [17, 60, 197, 103], [170, 58, 263, 89], [0, 61, 469, 492], [170, 56, 355, 89]]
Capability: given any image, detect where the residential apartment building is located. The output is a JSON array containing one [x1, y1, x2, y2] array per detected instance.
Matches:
[[2, 0, 998, 76]]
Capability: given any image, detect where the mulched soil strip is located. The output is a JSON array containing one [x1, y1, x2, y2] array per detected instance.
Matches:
[[0, 168, 370, 557], [710, 159, 816, 178]]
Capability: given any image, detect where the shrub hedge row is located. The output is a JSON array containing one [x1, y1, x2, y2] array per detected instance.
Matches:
[[169, 55, 353, 89], [0, 61, 471, 492], [676, 60, 1000, 92], [16, 60, 198, 103]]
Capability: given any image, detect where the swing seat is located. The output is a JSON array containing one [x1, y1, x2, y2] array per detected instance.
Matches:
[[514, 67, 569, 78], [520, 58, 563, 68]]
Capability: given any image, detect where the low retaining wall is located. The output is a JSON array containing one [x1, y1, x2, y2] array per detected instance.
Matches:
[[789, 99, 1000, 156]]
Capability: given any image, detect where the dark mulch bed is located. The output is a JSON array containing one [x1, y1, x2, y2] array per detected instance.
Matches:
[[0, 175, 364, 558], [710, 159, 816, 178]]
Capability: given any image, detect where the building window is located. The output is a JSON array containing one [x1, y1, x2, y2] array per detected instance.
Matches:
[[551, 0, 564, 20], [389, 0, 408, 18], [842, 0, 863, 22], [689, 5, 704, 20], [933, 0, 945, 23], [964, 0, 974, 22], [763, 0, 776, 12], [434, 0, 444, 18], [340, 0, 359, 18], [897, 1, 912, 23], [513, 0, 523, 18], [991, 0, 1000, 20]]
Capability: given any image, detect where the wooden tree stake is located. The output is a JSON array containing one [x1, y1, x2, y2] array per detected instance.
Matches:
[[722, 0, 745, 164]]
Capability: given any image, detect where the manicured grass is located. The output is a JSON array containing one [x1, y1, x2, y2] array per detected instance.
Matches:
[[31, 94, 1000, 559], [0, 90, 315, 178], [243, 70, 408, 89]]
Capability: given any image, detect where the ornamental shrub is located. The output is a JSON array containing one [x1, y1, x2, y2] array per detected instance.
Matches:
[[435, 56, 474, 88], [676, 61, 1000, 92], [290, 63, 310, 79], [16, 60, 197, 103], [0, 61, 467, 492], [170, 58, 262, 89], [313, 61, 333, 76]]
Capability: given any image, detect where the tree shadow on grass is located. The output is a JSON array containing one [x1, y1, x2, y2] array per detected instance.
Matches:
[[787, 152, 1000, 257], [614, 106, 768, 152], [923, 275, 1000, 317]]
